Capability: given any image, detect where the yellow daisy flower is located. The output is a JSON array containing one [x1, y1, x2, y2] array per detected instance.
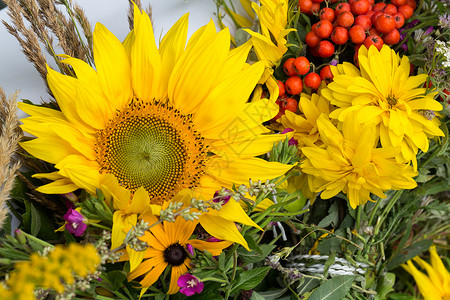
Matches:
[[127, 212, 231, 296], [402, 245, 450, 300], [278, 91, 334, 148], [301, 113, 417, 209], [19, 6, 292, 248], [322, 45, 444, 167]]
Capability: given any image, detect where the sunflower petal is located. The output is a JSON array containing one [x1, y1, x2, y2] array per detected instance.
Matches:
[[93, 23, 132, 110], [200, 214, 250, 250]]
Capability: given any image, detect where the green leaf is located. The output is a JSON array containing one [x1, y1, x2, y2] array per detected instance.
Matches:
[[317, 201, 339, 228], [30, 202, 41, 236], [238, 244, 277, 263], [251, 291, 267, 300], [387, 239, 433, 270], [0, 248, 30, 260], [297, 277, 320, 295], [106, 270, 127, 291], [257, 287, 288, 300], [231, 267, 271, 294], [375, 272, 395, 300], [308, 275, 356, 300], [316, 236, 342, 255], [388, 293, 415, 300], [323, 252, 336, 277]]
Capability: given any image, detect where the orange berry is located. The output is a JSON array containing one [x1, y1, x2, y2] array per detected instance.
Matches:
[[285, 76, 303, 95], [293, 56, 311, 75], [304, 72, 322, 90], [283, 58, 297, 76]]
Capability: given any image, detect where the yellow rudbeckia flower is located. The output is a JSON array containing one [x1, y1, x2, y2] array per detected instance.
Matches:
[[127, 212, 231, 296], [19, 6, 293, 249], [322, 45, 444, 168], [402, 245, 450, 300], [301, 113, 417, 209]]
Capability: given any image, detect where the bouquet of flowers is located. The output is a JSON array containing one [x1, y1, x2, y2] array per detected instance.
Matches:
[[0, 0, 448, 299]]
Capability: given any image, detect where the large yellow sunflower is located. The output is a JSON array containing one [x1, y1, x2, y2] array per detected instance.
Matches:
[[19, 6, 293, 248], [322, 45, 444, 167], [126, 212, 231, 296], [402, 245, 450, 300]]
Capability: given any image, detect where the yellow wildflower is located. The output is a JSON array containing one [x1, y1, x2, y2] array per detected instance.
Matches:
[[301, 113, 417, 209], [402, 245, 450, 300], [322, 45, 444, 168]]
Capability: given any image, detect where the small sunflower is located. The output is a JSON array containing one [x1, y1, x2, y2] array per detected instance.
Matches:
[[402, 245, 450, 300], [19, 6, 293, 248], [127, 212, 231, 296], [322, 45, 444, 167], [301, 113, 417, 208]]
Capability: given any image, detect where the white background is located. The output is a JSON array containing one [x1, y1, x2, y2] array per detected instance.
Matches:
[[0, 0, 241, 114]]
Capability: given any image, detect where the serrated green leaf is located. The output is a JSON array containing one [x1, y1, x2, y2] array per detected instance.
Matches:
[[308, 275, 356, 300], [231, 267, 271, 294]]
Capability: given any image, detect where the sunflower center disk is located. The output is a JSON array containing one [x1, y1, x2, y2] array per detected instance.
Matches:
[[95, 101, 208, 205]]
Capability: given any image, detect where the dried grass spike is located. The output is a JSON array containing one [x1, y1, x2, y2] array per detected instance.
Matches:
[[0, 89, 22, 229], [128, 0, 143, 30]]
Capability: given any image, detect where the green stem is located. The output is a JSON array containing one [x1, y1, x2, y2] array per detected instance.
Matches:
[[224, 251, 238, 300], [374, 190, 404, 235], [368, 198, 382, 227], [87, 222, 111, 231], [18, 230, 53, 248], [356, 204, 362, 231], [200, 277, 228, 284]]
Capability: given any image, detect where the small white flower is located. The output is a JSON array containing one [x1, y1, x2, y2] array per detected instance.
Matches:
[[435, 40, 450, 68]]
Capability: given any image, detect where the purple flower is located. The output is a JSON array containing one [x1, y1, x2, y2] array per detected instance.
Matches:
[[63, 208, 87, 237], [281, 128, 298, 146], [439, 14, 450, 29], [213, 190, 231, 205], [186, 244, 195, 256], [329, 58, 339, 66], [177, 273, 204, 296], [205, 237, 222, 242]]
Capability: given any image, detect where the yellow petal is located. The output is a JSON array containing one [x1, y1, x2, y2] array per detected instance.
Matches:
[[127, 186, 150, 214], [111, 212, 137, 250], [55, 155, 100, 195], [207, 157, 293, 185], [127, 246, 146, 272], [158, 14, 189, 99], [194, 61, 264, 135], [200, 214, 250, 250], [35, 178, 79, 194], [207, 198, 262, 230], [93, 23, 132, 110], [169, 24, 230, 113], [46, 66, 94, 133], [130, 7, 162, 101], [188, 239, 232, 256]]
